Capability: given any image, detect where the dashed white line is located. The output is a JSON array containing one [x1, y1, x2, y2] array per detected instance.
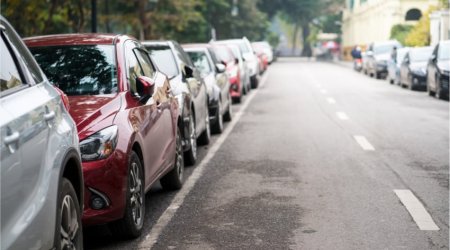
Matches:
[[353, 135, 375, 151], [138, 72, 270, 249], [327, 97, 336, 104], [336, 112, 349, 120], [394, 189, 440, 231]]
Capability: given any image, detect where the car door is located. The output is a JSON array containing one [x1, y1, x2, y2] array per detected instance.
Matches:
[[172, 42, 207, 134], [428, 45, 439, 91], [124, 41, 170, 186], [1, 26, 57, 249]]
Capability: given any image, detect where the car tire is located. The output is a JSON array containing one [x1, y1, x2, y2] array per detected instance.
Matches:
[[251, 76, 259, 89], [56, 178, 83, 250], [109, 151, 145, 239], [160, 127, 184, 190], [184, 112, 197, 166], [223, 95, 232, 122], [197, 105, 210, 145], [435, 83, 445, 100], [211, 102, 224, 134]]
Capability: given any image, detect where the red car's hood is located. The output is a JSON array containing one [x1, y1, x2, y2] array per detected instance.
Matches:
[[68, 95, 121, 139]]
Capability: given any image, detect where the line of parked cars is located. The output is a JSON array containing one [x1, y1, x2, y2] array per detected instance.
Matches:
[[0, 15, 275, 250], [358, 39, 449, 100]]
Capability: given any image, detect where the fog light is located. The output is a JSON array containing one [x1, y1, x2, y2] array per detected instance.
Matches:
[[88, 187, 110, 210]]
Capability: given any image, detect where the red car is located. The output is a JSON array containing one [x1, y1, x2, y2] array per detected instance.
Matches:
[[211, 44, 244, 103], [25, 34, 185, 238], [252, 43, 269, 74]]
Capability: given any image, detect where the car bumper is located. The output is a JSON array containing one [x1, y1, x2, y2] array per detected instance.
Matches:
[[411, 74, 427, 87], [82, 152, 127, 226], [229, 76, 242, 98]]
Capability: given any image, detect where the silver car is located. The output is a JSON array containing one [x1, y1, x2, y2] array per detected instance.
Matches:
[[0, 16, 84, 250]]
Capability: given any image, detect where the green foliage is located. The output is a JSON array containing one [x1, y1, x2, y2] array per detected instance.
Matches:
[[404, 7, 437, 47], [390, 24, 413, 45]]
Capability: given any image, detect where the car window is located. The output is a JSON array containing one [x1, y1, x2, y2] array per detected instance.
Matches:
[[0, 35, 24, 93], [125, 42, 144, 94], [146, 45, 179, 78], [173, 42, 192, 67], [410, 48, 433, 62], [30, 45, 117, 95], [187, 51, 212, 75], [3, 24, 44, 84], [134, 49, 155, 78], [438, 42, 450, 60]]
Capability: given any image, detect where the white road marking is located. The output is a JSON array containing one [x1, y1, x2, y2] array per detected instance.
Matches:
[[327, 97, 336, 104], [394, 189, 440, 231], [353, 135, 375, 151], [138, 72, 270, 249], [336, 112, 349, 120], [320, 89, 327, 94]]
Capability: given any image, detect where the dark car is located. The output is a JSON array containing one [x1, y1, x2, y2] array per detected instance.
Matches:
[[143, 41, 210, 165], [183, 44, 233, 134], [26, 34, 185, 239], [211, 43, 247, 103], [1, 16, 84, 250], [427, 40, 450, 99], [400, 46, 434, 90], [366, 40, 402, 79]]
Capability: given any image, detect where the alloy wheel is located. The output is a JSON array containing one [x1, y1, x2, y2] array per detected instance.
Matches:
[[189, 115, 197, 159], [129, 162, 143, 227], [60, 195, 80, 250]]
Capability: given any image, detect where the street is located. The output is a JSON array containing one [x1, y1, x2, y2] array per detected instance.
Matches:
[[85, 58, 449, 250]]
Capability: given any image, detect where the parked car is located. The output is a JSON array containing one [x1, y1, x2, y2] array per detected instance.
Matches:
[[215, 37, 260, 88], [183, 44, 233, 134], [366, 40, 402, 79], [400, 46, 434, 90], [212, 44, 246, 103], [252, 43, 269, 74], [427, 40, 450, 99], [387, 47, 410, 85], [26, 34, 185, 239], [143, 41, 210, 165], [1, 16, 84, 249], [252, 41, 274, 64]]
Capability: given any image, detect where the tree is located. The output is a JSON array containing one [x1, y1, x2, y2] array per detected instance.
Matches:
[[404, 7, 437, 47], [390, 24, 413, 45]]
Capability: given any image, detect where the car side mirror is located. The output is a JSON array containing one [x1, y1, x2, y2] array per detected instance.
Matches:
[[184, 65, 194, 78], [235, 58, 239, 64], [136, 76, 155, 102], [215, 63, 226, 73]]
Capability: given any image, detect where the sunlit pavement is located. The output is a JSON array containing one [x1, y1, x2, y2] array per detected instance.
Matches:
[[85, 58, 449, 250]]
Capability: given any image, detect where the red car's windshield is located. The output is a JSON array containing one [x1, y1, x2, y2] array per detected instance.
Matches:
[[29, 45, 118, 95]]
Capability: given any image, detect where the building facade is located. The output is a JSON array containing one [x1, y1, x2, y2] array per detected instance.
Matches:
[[341, 0, 439, 60]]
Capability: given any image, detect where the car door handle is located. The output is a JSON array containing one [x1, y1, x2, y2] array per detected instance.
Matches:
[[4, 131, 20, 145], [44, 111, 55, 121]]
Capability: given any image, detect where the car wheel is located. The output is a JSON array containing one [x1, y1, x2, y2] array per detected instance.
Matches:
[[211, 101, 224, 134], [427, 85, 435, 96], [160, 127, 184, 190], [435, 83, 445, 100], [109, 151, 145, 239], [251, 76, 259, 89], [56, 178, 83, 250], [184, 112, 197, 166], [223, 94, 232, 122], [197, 105, 211, 145]]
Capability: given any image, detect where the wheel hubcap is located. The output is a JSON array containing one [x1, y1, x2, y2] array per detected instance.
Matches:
[[189, 116, 197, 157], [176, 130, 184, 180], [130, 162, 143, 227], [60, 195, 79, 250]]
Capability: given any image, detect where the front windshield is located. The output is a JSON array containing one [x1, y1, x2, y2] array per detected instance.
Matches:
[[438, 42, 450, 60], [187, 51, 212, 75], [410, 48, 433, 62], [30, 45, 117, 95], [145, 45, 179, 78]]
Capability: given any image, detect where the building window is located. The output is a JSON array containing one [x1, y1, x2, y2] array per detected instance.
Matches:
[[405, 9, 422, 21]]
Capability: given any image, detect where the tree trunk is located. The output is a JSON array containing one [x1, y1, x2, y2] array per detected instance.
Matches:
[[137, 0, 148, 40], [43, 0, 58, 33], [301, 23, 312, 57], [292, 22, 299, 56]]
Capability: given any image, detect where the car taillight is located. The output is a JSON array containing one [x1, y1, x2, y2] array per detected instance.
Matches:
[[54, 86, 70, 111]]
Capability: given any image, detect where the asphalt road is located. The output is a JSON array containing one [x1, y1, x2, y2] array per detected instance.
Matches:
[[85, 58, 449, 250]]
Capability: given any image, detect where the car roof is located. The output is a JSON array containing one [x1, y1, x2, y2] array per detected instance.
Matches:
[[23, 33, 133, 47], [141, 40, 174, 47]]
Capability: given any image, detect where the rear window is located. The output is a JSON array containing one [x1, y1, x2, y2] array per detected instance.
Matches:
[[186, 51, 212, 75], [410, 48, 433, 62], [29, 45, 117, 95], [213, 46, 233, 63], [146, 45, 179, 78]]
